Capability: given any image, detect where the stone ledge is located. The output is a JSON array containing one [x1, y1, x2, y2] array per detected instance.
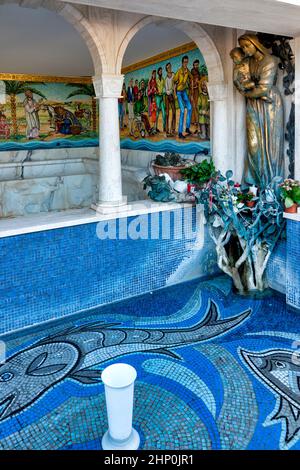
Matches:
[[283, 212, 300, 222], [0, 201, 194, 238], [0, 157, 145, 182]]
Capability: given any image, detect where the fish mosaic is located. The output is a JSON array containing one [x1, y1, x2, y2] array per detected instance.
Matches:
[[0, 300, 250, 422], [240, 348, 300, 449], [0, 275, 299, 451]]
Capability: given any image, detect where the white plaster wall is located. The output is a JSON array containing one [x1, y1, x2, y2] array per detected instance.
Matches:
[[80, 4, 144, 74], [279, 71, 293, 178], [0, 174, 98, 217], [0, 146, 158, 217], [0, 147, 96, 164], [65, 0, 300, 38], [0, 147, 98, 217]]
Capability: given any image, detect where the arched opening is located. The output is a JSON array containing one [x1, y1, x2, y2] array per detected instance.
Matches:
[[0, 3, 94, 76], [117, 18, 224, 83], [0, 0, 105, 75], [118, 18, 224, 145], [116, 18, 225, 201], [0, 1, 104, 217]]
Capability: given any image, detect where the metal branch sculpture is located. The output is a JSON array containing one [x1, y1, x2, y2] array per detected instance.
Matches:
[[196, 171, 286, 293]]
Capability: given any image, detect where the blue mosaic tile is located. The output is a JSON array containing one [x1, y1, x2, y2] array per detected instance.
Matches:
[[0, 207, 218, 335], [0, 276, 299, 450], [286, 220, 300, 309], [266, 239, 286, 295]]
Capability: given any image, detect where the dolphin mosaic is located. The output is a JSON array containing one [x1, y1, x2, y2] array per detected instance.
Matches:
[[0, 300, 251, 422], [240, 348, 300, 449]]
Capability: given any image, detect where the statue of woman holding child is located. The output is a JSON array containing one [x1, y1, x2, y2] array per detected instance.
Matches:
[[230, 34, 284, 187]]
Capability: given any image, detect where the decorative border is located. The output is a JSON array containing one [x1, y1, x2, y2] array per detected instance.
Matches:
[[0, 73, 92, 84], [121, 41, 197, 75]]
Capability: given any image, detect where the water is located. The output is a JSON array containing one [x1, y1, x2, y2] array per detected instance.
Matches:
[[0, 274, 299, 450], [0, 138, 210, 154]]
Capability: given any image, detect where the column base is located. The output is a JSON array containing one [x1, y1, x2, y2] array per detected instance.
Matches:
[[102, 429, 140, 450], [91, 196, 130, 215]]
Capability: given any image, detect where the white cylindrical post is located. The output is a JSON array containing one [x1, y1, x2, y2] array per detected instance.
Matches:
[[207, 82, 229, 176], [98, 96, 124, 204], [92, 74, 128, 214], [101, 363, 140, 450]]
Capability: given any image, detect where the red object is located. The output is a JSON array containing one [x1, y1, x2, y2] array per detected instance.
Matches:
[[150, 101, 157, 124], [133, 85, 139, 100], [246, 200, 256, 208], [187, 183, 196, 194], [209, 189, 213, 210], [285, 203, 298, 214], [56, 122, 63, 133], [0, 114, 10, 139], [147, 78, 157, 96]]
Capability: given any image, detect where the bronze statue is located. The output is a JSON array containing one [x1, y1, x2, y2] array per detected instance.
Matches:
[[231, 34, 284, 187]]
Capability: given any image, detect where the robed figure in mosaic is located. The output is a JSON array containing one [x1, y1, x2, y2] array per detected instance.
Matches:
[[232, 34, 284, 187]]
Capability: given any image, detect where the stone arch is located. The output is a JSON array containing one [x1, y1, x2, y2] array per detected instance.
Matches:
[[0, 0, 107, 75], [116, 16, 224, 84]]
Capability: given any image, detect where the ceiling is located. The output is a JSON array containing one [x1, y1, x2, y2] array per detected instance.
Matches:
[[1, 0, 299, 77], [123, 24, 190, 67], [63, 0, 300, 36], [0, 4, 190, 76], [0, 4, 94, 76]]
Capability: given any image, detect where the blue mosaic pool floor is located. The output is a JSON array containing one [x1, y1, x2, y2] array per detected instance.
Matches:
[[0, 274, 299, 451]]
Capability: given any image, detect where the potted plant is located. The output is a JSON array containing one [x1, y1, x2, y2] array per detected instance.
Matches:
[[152, 152, 193, 181], [237, 191, 256, 208], [180, 159, 217, 189], [279, 179, 300, 213]]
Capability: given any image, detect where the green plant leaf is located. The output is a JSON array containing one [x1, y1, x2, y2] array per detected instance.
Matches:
[[292, 186, 300, 203], [285, 196, 294, 208]]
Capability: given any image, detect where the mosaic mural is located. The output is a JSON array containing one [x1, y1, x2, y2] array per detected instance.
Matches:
[[121, 42, 210, 154], [0, 74, 98, 151], [0, 275, 299, 450], [0, 43, 210, 154]]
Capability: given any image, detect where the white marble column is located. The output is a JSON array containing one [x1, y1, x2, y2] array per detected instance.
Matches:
[[226, 29, 247, 183], [294, 37, 300, 180], [207, 82, 229, 175], [92, 74, 128, 214]]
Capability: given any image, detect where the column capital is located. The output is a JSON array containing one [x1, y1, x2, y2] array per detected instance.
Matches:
[[207, 82, 228, 101], [92, 74, 124, 99]]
